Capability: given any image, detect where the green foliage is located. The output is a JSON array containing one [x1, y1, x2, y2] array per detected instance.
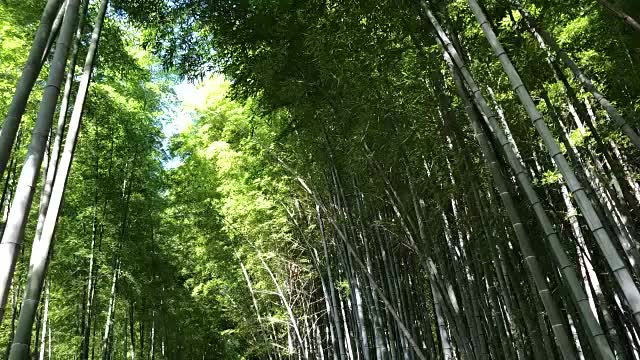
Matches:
[[2, 0, 640, 358], [165, 75, 300, 358]]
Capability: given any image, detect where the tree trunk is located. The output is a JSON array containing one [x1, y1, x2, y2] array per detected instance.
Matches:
[[149, 314, 155, 360], [6, 2, 109, 355], [299, 177, 428, 360], [41, 0, 66, 64], [83, 177, 101, 360], [595, 0, 640, 33], [0, 0, 80, 329], [315, 206, 347, 359], [465, 0, 640, 331], [102, 260, 120, 360], [38, 281, 50, 360], [0, 0, 63, 179], [513, 0, 640, 150], [256, 249, 306, 357], [129, 303, 136, 360], [419, 2, 616, 358], [33, 0, 90, 254]]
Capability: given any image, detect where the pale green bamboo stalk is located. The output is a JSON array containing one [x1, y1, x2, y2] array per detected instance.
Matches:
[[8, 2, 108, 357], [451, 54, 576, 358], [32, 0, 89, 268], [512, 0, 640, 150], [41, 0, 67, 65], [0, 0, 78, 326], [419, 2, 615, 358], [0, 0, 63, 181], [38, 281, 50, 360], [465, 0, 640, 331]]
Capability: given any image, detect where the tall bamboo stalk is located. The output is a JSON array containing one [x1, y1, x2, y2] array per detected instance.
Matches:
[[0, 0, 79, 325], [595, 0, 640, 33], [419, 2, 615, 357], [512, 0, 640, 150], [7, 2, 109, 355], [465, 0, 640, 330], [0, 0, 63, 178], [451, 59, 576, 358], [33, 0, 90, 252]]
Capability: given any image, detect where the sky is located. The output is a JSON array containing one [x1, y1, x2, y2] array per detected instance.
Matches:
[[161, 79, 202, 169], [161, 74, 225, 169], [168, 81, 199, 135]]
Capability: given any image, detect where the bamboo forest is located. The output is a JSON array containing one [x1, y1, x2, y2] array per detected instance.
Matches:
[[2, 0, 640, 359]]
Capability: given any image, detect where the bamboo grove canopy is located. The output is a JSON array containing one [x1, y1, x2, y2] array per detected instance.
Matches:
[[0, 0, 640, 359]]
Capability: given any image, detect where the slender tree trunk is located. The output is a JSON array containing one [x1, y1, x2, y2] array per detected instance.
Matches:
[[0, 131, 21, 237], [431, 275, 452, 359], [426, 11, 571, 358], [34, 0, 90, 255], [41, 0, 66, 64], [354, 192, 388, 360], [0, 0, 63, 179], [139, 315, 144, 360], [48, 325, 51, 360], [83, 182, 101, 360], [124, 314, 128, 360], [467, 91, 575, 357], [38, 281, 50, 360], [102, 260, 120, 360], [595, 0, 640, 33], [316, 206, 347, 359], [129, 303, 136, 360], [419, 3, 616, 358], [512, 0, 640, 150], [465, 0, 640, 331], [29, 136, 50, 360], [150, 313, 155, 360], [256, 250, 306, 357], [6, 2, 109, 356], [5, 270, 23, 360], [298, 177, 428, 360], [238, 257, 262, 321], [0, 0, 80, 328]]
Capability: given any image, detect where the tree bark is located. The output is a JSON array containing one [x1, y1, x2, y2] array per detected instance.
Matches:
[[41, 0, 67, 65], [33, 0, 90, 253], [6, 2, 109, 355], [102, 260, 120, 360], [465, 0, 640, 331], [596, 0, 640, 33], [513, 0, 640, 150], [38, 281, 50, 360], [0, 0, 63, 179], [0, 0, 79, 327], [419, 2, 617, 358]]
